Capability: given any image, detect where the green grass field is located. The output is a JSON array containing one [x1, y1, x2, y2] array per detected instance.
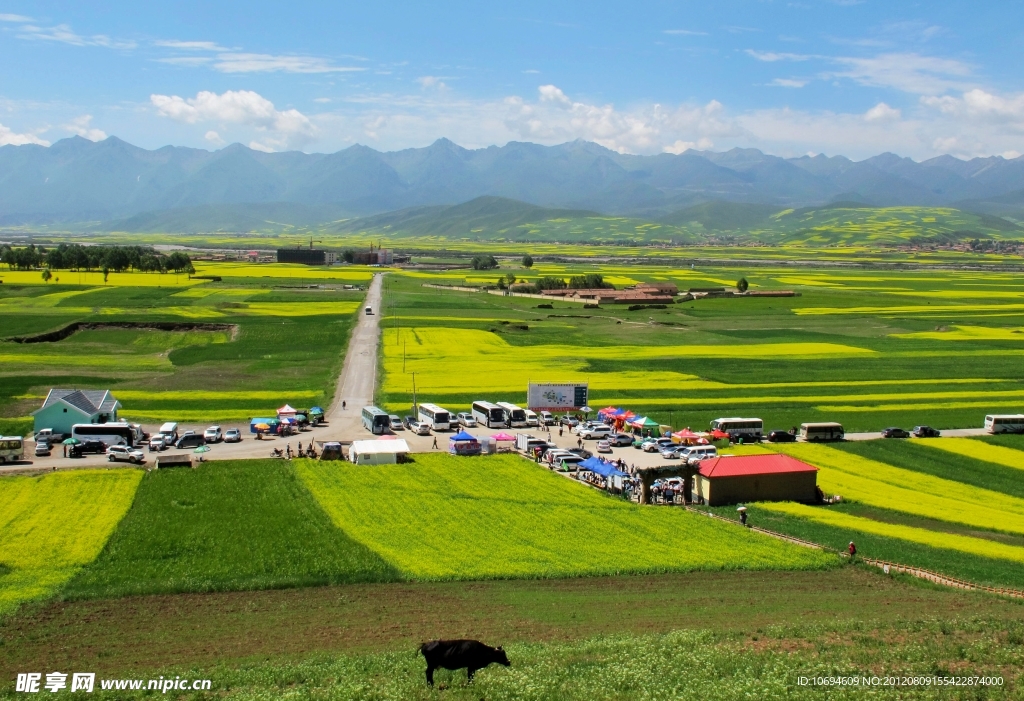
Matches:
[[64, 461, 398, 599]]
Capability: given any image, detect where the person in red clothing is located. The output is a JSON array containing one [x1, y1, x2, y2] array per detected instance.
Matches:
[[848, 541, 857, 558]]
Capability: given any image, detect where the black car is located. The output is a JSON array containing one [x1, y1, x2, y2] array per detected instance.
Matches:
[[912, 425, 940, 438], [176, 434, 207, 449], [882, 427, 911, 438], [403, 415, 418, 430], [69, 439, 106, 457], [767, 429, 797, 443], [568, 448, 593, 459]]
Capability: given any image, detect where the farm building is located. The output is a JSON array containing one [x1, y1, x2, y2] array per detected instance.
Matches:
[[31, 389, 122, 436], [692, 454, 818, 506]]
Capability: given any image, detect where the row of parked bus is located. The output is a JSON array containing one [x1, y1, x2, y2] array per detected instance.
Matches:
[[361, 401, 550, 435]]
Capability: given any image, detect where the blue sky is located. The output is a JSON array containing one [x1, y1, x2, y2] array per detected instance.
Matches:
[[1, 0, 1022, 159]]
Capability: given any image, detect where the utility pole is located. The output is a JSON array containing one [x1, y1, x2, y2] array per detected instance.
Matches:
[[411, 372, 418, 415]]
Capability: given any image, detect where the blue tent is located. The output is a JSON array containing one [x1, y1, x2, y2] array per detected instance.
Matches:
[[578, 457, 628, 478], [449, 430, 481, 456], [449, 431, 478, 442]]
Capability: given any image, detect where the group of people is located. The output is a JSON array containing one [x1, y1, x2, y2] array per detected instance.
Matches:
[[271, 441, 319, 459]]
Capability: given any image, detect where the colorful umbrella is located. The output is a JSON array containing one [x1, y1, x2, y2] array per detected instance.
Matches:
[[62, 437, 80, 445], [491, 432, 515, 441], [194, 445, 211, 453], [254, 423, 270, 430]]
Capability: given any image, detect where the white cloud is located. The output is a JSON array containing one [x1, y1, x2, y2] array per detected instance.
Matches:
[[416, 76, 448, 90], [153, 40, 228, 51], [64, 115, 106, 140], [745, 50, 812, 62], [211, 52, 364, 74], [770, 78, 808, 88], [313, 97, 332, 103], [150, 89, 317, 149], [828, 52, 972, 94], [864, 102, 901, 121], [249, 140, 275, 153], [16, 23, 136, 49], [0, 13, 33, 22], [663, 29, 708, 36], [205, 130, 224, 145], [156, 56, 213, 67], [663, 138, 714, 154], [0, 122, 49, 146], [523, 69, 541, 74], [922, 88, 1024, 123]]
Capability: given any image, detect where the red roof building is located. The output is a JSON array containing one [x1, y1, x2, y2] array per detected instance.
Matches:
[[693, 454, 819, 506]]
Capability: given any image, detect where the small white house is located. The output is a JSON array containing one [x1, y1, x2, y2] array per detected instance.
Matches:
[[349, 439, 410, 465]]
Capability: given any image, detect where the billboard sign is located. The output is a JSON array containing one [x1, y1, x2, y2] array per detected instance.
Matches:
[[527, 383, 588, 412]]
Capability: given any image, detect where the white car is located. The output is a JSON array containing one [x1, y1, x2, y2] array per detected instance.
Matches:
[[204, 426, 223, 443], [159, 432, 176, 447], [224, 428, 242, 443], [524, 410, 539, 427], [148, 436, 166, 452], [642, 438, 675, 453], [412, 421, 432, 436], [456, 412, 477, 428], [107, 445, 146, 464], [578, 425, 613, 440], [540, 411, 555, 425]]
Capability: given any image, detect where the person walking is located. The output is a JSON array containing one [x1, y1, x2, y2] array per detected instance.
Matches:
[[285, 443, 292, 460], [63, 444, 67, 458], [342, 400, 347, 409], [559, 426, 563, 437], [432, 436, 438, 450], [577, 437, 583, 449], [740, 510, 748, 527], [848, 541, 857, 558]]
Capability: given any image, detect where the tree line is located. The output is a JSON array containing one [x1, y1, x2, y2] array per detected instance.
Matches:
[[1, 244, 194, 274]]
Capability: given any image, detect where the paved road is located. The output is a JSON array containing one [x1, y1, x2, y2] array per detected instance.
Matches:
[[4, 274, 385, 474]]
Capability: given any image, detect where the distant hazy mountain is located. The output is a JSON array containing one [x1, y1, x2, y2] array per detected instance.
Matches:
[[4, 135, 1024, 228]]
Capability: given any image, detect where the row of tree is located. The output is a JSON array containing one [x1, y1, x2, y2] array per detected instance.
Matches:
[[1, 244, 193, 274]]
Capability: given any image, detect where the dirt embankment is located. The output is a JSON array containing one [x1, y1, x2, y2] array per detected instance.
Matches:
[[7, 321, 239, 344]]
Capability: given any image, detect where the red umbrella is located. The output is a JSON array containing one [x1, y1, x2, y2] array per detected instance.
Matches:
[[710, 429, 730, 440], [675, 428, 698, 438]]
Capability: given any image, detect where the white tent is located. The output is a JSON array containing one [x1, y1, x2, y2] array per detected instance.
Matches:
[[349, 439, 411, 465]]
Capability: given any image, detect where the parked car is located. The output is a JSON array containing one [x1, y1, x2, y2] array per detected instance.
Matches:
[[596, 440, 612, 453], [568, 447, 593, 459], [882, 427, 911, 439], [609, 433, 634, 447], [524, 410, 540, 427], [660, 446, 680, 459], [642, 437, 674, 453], [403, 415, 419, 430], [767, 429, 797, 443], [411, 421, 432, 436], [560, 416, 580, 428], [107, 445, 146, 464], [578, 425, 613, 440], [456, 412, 477, 428], [75, 439, 106, 456], [544, 449, 576, 465], [159, 432, 176, 447], [34, 442, 52, 457], [204, 426, 223, 443], [224, 428, 242, 443], [176, 433, 207, 449], [389, 415, 404, 431], [912, 425, 941, 438], [148, 436, 166, 452], [540, 411, 555, 425], [678, 445, 717, 465]]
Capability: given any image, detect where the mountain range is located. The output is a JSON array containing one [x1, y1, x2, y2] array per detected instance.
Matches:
[[4, 135, 1024, 230]]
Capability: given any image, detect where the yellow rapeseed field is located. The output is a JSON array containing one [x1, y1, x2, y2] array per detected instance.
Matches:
[[760, 502, 1024, 564], [925, 439, 1024, 472], [772, 443, 1024, 535], [893, 326, 1024, 341], [0, 270, 205, 287], [0, 469, 142, 615]]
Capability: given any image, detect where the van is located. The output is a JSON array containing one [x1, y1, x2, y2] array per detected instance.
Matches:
[[365, 306, 373, 315], [799, 422, 844, 442], [175, 433, 206, 449], [159, 422, 179, 442], [679, 445, 717, 464], [524, 410, 539, 427]]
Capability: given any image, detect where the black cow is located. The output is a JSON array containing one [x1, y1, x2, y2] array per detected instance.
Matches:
[[419, 639, 510, 685]]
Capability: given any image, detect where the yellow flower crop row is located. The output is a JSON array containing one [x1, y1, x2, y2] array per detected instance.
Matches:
[[760, 502, 1024, 564], [0, 469, 142, 615], [296, 454, 835, 580], [772, 444, 1024, 535], [893, 325, 1024, 341], [926, 439, 1024, 472]]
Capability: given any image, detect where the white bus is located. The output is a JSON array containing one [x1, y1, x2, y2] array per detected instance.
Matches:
[[0, 436, 24, 464], [985, 414, 1024, 434], [361, 406, 391, 435], [710, 417, 763, 440], [472, 401, 506, 428], [419, 403, 452, 431], [72, 422, 136, 448], [800, 422, 844, 442], [497, 402, 528, 428]]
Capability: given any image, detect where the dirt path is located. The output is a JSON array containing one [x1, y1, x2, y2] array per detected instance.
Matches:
[[325, 272, 383, 434]]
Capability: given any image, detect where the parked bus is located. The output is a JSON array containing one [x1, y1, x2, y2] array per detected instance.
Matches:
[[471, 401, 506, 428], [710, 417, 763, 440], [800, 422, 845, 442], [0, 436, 24, 464], [497, 402, 528, 428], [418, 403, 452, 431], [72, 422, 136, 448], [361, 406, 391, 435], [985, 414, 1024, 434]]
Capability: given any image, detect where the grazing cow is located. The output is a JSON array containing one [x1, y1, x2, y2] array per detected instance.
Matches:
[[419, 639, 510, 685]]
